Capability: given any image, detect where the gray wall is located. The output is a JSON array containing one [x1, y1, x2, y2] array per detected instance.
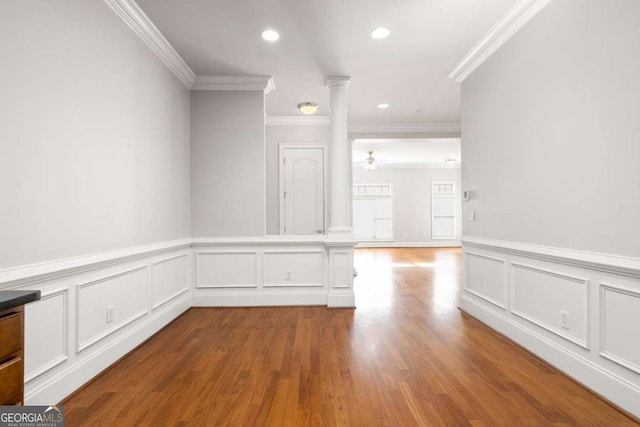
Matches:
[[0, 1, 191, 269], [461, 0, 640, 257], [191, 91, 266, 237], [265, 125, 329, 234], [353, 167, 461, 243]]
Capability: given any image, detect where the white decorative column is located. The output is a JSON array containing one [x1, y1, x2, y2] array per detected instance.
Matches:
[[325, 76, 356, 308], [326, 76, 352, 234]]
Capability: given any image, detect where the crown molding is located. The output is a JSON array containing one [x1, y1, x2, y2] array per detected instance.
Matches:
[[104, 0, 196, 88], [348, 122, 461, 134], [264, 118, 461, 135], [192, 76, 276, 93], [326, 76, 351, 89], [265, 116, 330, 127], [448, 0, 554, 83], [367, 163, 462, 169]]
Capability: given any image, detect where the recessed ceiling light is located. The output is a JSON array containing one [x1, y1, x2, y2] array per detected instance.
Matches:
[[298, 102, 319, 115], [370, 27, 391, 40], [444, 158, 458, 164], [377, 103, 390, 109], [261, 29, 280, 42]]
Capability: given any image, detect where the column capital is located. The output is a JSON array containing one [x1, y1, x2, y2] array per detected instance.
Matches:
[[325, 76, 351, 89]]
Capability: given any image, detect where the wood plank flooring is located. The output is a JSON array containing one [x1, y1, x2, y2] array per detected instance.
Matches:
[[62, 248, 638, 426]]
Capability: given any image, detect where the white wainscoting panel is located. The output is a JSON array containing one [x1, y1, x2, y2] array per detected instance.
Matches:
[[461, 235, 640, 419], [151, 253, 189, 309], [600, 283, 640, 374], [464, 251, 506, 309], [76, 266, 149, 352], [196, 251, 258, 288], [24, 287, 69, 382], [3, 241, 191, 406], [511, 263, 589, 349], [263, 250, 324, 287], [330, 250, 352, 289]]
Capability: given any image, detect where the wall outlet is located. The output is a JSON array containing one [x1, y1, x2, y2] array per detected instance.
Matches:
[[106, 305, 114, 324], [561, 311, 569, 329], [285, 270, 293, 281]]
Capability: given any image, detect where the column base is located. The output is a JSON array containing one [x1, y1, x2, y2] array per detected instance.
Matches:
[[327, 289, 356, 308], [325, 236, 357, 309]]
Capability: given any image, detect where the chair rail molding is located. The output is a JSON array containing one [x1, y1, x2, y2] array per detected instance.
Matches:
[[265, 116, 330, 127], [462, 235, 640, 278], [0, 239, 192, 290], [448, 0, 554, 83]]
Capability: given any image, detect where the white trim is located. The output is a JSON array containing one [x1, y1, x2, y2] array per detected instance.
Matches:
[[278, 143, 328, 236], [352, 183, 394, 242], [192, 236, 326, 246], [150, 253, 190, 310], [193, 291, 327, 307], [463, 251, 507, 310], [364, 163, 461, 169], [149, 252, 189, 311], [0, 239, 191, 290], [327, 290, 356, 308], [599, 282, 640, 375], [192, 76, 275, 93], [431, 180, 457, 240], [76, 266, 150, 353], [266, 116, 330, 127], [448, 0, 554, 83], [103, 0, 195, 88], [460, 295, 640, 419], [355, 241, 460, 248], [348, 122, 461, 135], [24, 286, 70, 383], [25, 293, 190, 405], [261, 249, 325, 288], [195, 250, 259, 289], [462, 235, 640, 278], [509, 262, 590, 349]]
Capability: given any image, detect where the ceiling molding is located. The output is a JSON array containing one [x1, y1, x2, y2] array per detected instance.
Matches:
[[265, 116, 330, 127], [448, 0, 554, 83], [104, 0, 196, 88], [192, 76, 276, 93], [348, 122, 461, 134], [264, 119, 461, 135], [354, 163, 461, 169]]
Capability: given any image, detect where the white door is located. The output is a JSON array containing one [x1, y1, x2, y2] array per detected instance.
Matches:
[[281, 147, 324, 235]]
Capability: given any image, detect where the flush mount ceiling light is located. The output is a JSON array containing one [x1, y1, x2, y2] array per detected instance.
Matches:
[[377, 103, 390, 109], [370, 27, 391, 40], [298, 102, 319, 115], [261, 29, 280, 42]]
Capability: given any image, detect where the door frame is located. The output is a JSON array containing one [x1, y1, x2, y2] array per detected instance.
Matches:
[[278, 143, 328, 235]]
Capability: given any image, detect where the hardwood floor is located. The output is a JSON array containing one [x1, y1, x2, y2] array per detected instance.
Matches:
[[62, 248, 638, 426]]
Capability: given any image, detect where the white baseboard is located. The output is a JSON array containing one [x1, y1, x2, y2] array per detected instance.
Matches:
[[327, 291, 356, 308], [460, 294, 640, 419], [25, 293, 191, 405], [193, 291, 328, 307], [356, 240, 461, 248]]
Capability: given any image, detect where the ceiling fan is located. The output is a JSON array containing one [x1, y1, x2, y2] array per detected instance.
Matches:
[[353, 151, 379, 171]]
